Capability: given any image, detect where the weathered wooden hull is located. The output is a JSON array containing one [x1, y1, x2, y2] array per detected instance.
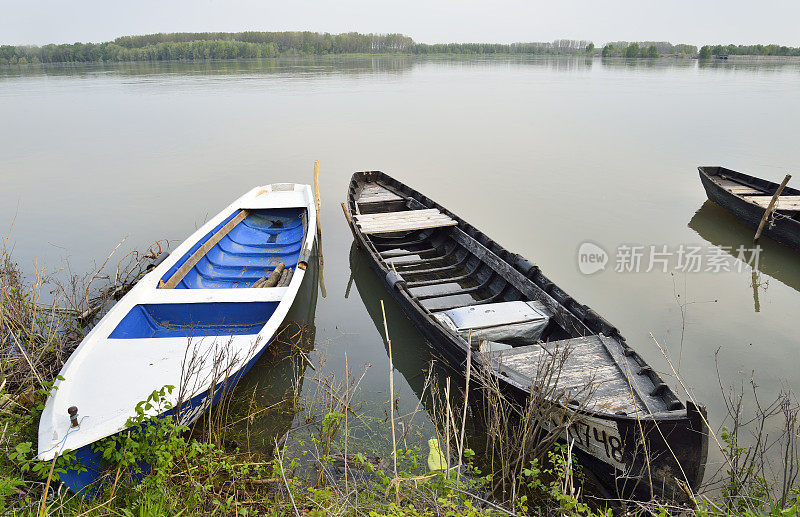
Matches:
[[699, 166, 800, 251], [344, 171, 708, 502]]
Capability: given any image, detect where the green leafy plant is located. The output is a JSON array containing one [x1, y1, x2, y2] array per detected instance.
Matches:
[[92, 385, 188, 486]]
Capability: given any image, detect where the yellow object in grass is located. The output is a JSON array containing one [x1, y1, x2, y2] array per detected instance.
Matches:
[[427, 438, 447, 471]]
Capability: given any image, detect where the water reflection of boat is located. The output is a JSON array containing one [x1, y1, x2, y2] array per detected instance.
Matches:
[[219, 242, 320, 452], [349, 242, 442, 401], [688, 200, 800, 295]]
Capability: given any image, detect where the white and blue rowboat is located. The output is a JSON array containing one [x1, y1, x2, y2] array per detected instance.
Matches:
[[37, 183, 317, 494]]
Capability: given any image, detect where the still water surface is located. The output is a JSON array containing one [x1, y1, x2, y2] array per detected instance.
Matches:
[[2, 56, 799, 483]]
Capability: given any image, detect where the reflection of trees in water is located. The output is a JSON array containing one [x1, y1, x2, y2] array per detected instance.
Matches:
[[696, 58, 800, 73], [3, 52, 799, 82], [0, 56, 415, 80], [599, 56, 687, 70]]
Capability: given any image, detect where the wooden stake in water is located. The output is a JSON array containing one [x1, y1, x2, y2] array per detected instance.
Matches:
[[313, 161, 326, 298], [313, 160, 322, 238], [754, 173, 791, 243], [380, 300, 399, 480]]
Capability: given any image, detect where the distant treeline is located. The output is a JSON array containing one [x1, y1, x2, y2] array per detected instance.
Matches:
[[2, 32, 800, 65], [698, 43, 800, 58], [413, 39, 593, 55], [601, 41, 698, 58], [0, 33, 595, 65], [0, 33, 596, 64]]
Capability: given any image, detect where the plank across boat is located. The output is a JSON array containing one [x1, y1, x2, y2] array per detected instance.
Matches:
[[698, 166, 800, 251], [38, 183, 317, 494], [344, 171, 708, 502]]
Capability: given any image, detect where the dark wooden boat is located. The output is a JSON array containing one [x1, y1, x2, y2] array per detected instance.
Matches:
[[343, 171, 708, 502], [699, 166, 800, 251]]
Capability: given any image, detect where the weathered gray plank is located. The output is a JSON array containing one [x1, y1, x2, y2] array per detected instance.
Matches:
[[743, 195, 800, 211], [357, 183, 403, 203], [487, 335, 643, 414], [715, 178, 763, 195], [359, 219, 456, 232], [357, 210, 458, 234], [354, 209, 440, 221], [358, 193, 404, 203]]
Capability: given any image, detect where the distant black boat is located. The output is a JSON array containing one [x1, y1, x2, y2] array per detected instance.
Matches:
[[343, 171, 708, 502], [698, 166, 800, 251]]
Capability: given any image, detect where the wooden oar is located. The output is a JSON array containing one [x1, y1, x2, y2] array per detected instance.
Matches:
[[754, 174, 791, 243]]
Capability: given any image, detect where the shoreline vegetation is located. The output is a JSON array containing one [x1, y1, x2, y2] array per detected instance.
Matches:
[[1, 31, 800, 65], [2, 236, 800, 515]]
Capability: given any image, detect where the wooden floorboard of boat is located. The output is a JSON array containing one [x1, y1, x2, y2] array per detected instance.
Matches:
[[357, 183, 404, 204], [728, 186, 764, 195], [487, 335, 642, 414], [743, 195, 800, 211], [714, 178, 764, 195]]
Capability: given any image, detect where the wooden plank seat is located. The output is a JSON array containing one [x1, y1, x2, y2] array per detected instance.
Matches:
[[715, 178, 763, 195], [743, 195, 800, 211], [354, 209, 458, 234], [487, 335, 643, 414]]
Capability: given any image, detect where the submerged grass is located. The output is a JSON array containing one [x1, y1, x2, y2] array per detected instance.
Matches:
[[2, 238, 800, 516]]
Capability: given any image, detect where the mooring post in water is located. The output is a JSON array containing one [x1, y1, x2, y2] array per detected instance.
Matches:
[[313, 160, 327, 298], [313, 160, 322, 238], [754, 173, 791, 243]]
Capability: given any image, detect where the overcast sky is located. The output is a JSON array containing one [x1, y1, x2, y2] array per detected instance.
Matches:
[[4, 0, 800, 47]]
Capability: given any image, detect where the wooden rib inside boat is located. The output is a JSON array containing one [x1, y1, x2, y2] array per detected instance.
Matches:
[[345, 171, 709, 502]]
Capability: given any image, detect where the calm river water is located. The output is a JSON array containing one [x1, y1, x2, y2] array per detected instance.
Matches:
[[2, 56, 799, 484]]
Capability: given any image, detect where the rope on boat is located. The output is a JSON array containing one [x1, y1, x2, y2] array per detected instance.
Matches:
[[35, 416, 87, 460]]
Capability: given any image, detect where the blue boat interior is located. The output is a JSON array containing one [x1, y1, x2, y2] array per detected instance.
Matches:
[[109, 302, 279, 339], [108, 207, 307, 339], [160, 208, 307, 289]]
